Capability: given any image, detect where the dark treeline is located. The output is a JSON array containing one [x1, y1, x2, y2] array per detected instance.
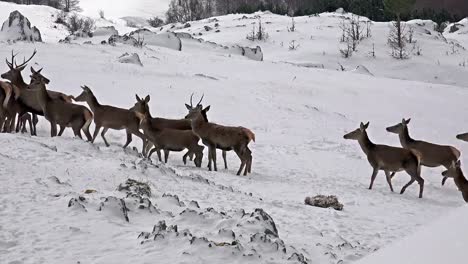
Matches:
[[166, 0, 461, 24]]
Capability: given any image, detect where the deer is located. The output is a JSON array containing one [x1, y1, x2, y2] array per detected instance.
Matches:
[[134, 110, 204, 168], [1, 50, 73, 135], [386, 118, 460, 186], [30, 67, 93, 141], [74, 85, 147, 151], [441, 160, 468, 203], [29, 68, 93, 140], [0, 81, 13, 131], [344, 122, 425, 198], [184, 95, 254, 176], [15, 112, 37, 134], [130, 94, 229, 168]]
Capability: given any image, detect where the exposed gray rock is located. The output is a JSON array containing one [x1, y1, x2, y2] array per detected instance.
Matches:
[[0, 11, 42, 42], [305, 195, 344, 211]]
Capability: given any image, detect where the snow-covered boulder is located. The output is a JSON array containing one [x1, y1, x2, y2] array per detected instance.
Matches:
[[93, 26, 118, 37], [128, 29, 182, 51], [118, 53, 143, 66], [351, 65, 374, 76], [0, 10, 42, 42]]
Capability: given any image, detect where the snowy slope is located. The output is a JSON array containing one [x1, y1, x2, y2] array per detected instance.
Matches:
[[1, 3, 468, 264], [357, 205, 468, 264]]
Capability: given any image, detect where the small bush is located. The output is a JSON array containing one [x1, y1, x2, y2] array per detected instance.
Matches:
[[55, 11, 67, 25], [66, 14, 95, 35], [148, 17, 164, 27]]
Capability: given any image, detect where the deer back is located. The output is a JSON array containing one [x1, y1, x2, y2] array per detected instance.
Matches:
[[370, 144, 419, 171], [95, 104, 140, 130]]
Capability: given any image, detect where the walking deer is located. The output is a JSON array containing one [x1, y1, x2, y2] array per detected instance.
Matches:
[[386, 118, 460, 186], [74, 85, 147, 150], [344, 122, 424, 198], [442, 160, 468, 203], [29, 68, 93, 140], [134, 111, 204, 167], [131, 95, 228, 167], [185, 95, 254, 176]]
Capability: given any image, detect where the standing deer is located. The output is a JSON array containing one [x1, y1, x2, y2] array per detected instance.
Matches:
[[134, 110, 204, 167], [131, 94, 228, 167], [442, 160, 468, 203], [1, 50, 73, 135], [29, 69, 93, 140], [185, 95, 254, 176], [74, 85, 147, 151], [344, 122, 424, 198], [386, 118, 460, 186]]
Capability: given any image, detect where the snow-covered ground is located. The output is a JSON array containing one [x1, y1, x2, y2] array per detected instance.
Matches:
[[80, 0, 170, 19], [0, 2, 467, 264]]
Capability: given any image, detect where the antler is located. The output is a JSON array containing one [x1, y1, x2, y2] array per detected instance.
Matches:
[[5, 50, 18, 69], [190, 93, 194, 107], [15, 49, 37, 69], [197, 94, 204, 106]]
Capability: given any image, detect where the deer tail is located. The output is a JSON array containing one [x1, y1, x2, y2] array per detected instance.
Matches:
[[242, 127, 256, 143], [410, 149, 422, 175], [1, 82, 12, 109]]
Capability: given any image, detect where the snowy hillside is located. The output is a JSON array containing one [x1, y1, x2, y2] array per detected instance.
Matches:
[[80, 0, 170, 19], [1, 2, 468, 264]]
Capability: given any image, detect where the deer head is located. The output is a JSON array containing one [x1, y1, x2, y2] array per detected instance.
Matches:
[[74, 85, 94, 102], [30, 67, 50, 85], [442, 160, 462, 178], [386, 118, 411, 134], [343, 122, 370, 140], [1, 49, 37, 83], [131, 94, 151, 113], [185, 93, 210, 120]]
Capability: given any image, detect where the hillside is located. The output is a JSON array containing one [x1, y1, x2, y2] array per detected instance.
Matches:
[[1, 2, 468, 264]]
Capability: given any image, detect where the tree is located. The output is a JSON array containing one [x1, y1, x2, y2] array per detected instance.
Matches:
[[63, 0, 81, 12], [383, 0, 415, 20], [384, 0, 415, 59]]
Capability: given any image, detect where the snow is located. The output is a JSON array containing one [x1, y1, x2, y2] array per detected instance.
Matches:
[[80, 0, 170, 20], [1, 2, 468, 264], [357, 205, 468, 264]]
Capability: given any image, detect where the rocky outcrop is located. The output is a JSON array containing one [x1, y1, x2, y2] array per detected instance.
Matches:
[[0, 11, 42, 42]]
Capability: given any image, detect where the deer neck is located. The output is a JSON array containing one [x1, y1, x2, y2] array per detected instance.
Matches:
[[398, 127, 414, 147], [34, 82, 51, 108], [358, 131, 375, 156], [86, 94, 101, 112], [190, 113, 206, 131], [15, 75, 28, 90]]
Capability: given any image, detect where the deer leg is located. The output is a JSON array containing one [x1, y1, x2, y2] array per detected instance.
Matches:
[[233, 148, 246, 176], [15, 115, 21, 133], [384, 170, 395, 192], [122, 130, 133, 149], [183, 150, 190, 165], [211, 148, 218, 171], [245, 147, 252, 174], [73, 125, 83, 139], [50, 122, 58, 137], [25, 117, 32, 134], [9, 114, 16, 133], [222, 150, 228, 170], [82, 123, 92, 142], [390, 172, 396, 179], [91, 125, 101, 144], [400, 178, 415, 196], [189, 152, 194, 161], [164, 150, 169, 164], [207, 147, 213, 171], [101, 127, 110, 147], [368, 168, 379, 190], [32, 114, 38, 136], [58, 125, 66, 136]]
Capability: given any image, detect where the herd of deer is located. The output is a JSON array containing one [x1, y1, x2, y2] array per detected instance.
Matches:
[[0, 49, 466, 203], [344, 120, 468, 202], [0, 50, 255, 176]]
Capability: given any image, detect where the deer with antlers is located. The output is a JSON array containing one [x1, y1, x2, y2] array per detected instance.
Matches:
[[344, 122, 425, 198], [386, 118, 460, 186], [29, 68, 93, 140], [442, 161, 468, 203], [185, 95, 254, 176], [74, 85, 147, 151], [131, 94, 228, 168], [1, 49, 73, 135]]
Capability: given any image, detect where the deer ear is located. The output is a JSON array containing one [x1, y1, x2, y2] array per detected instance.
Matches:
[[404, 118, 411, 124], [17, 65, 27, 72], [144, 95, 150, 103], [456, 160, 461, 167], [136, 94, 141, 102], [30, 67, 36, 74], [37, 68, 42, 73], [203, 105, 211, 112], [185, 104, 192, 110]]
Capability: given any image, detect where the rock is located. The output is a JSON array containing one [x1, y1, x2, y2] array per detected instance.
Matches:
[[204, 25, 212, 31], [184, 23, 191, 28], [118, 53, 143, 66], [98, 196, 130, 222], [128, 29, 182, 51], [305, 195, 344, 211], [93, 26, 118, 37], [108, 34, 139, 46], [0, 11, 42, 42], [335, 7, 345, 14], [118, 179, 151, 197]]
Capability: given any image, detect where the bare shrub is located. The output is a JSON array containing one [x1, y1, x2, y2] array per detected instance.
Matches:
[[246, 19, 269, 41], [148, 17, 164, 27], [66, 14, 95, 35], [388, 20, 409, 59], [98, 10, 105, 19]]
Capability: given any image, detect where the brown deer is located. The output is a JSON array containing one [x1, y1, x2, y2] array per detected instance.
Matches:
[[386, 118, 460, 186], [344, 122, 424, 198], [29, 69, 93, 140], [0, 81, 13, 131], [74, 85, 147, 150], [134, 111, 204, 167], [184, 95, 254, 176], [130, 94, 229, 168], [1, 50, 73, 135], [441, 160, 468, 203]]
